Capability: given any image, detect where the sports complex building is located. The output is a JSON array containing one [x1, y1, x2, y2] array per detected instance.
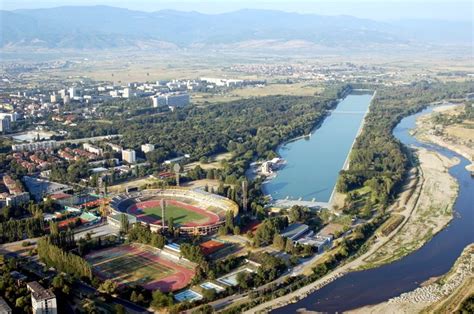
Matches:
[[108, 188, 239, 235]]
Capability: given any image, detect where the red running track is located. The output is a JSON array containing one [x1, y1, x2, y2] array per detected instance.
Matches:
[[128, 199, 221, 227], [87, 245, 195, 292]]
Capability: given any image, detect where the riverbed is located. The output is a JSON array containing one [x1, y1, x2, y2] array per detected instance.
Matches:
[[263, 93, 373, 203], [272, 106, 474, 313]]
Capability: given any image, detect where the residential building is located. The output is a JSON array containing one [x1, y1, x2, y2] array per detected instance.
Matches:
[[12, 141, 58, 152], [0, 112, 19, 122], [141, 143, 155, 153], [122, 149, 136, 164], [83, 143, 103, 155], [0, 297, 12, 314], [50, 94, 60, 103], [107, 143, 123, 152], [68, 87, 79, 98], [0, 117, 11, 133], [152, 93, 190, 107], [6, 192, 30, 207], [200, 77, 244, 87], [122, 88, 131, 98], [151, 96, 160, 108], [27, 281, 57, 314]]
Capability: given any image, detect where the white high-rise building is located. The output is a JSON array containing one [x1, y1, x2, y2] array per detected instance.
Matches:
[[122, 88, 131, 98], [58, 89, 67, 98], [152, 96, 160, 108], [27, 281, 57, 314], [122, 149, 136, 164], [50, 94, 60, 103], [68, 87, 79, 98]]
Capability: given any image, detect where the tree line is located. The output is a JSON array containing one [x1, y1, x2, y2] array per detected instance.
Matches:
[[37, 237, 92, 280]]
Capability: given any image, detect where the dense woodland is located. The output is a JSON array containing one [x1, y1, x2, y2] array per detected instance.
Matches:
[[63, 84, 350, 169]]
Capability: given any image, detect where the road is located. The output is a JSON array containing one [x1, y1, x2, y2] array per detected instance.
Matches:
[[203, 251, 327, 312], [74, 282, 151, 313]]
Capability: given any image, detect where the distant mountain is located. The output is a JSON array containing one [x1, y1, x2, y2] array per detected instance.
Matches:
[[0, 6, 471, 50]]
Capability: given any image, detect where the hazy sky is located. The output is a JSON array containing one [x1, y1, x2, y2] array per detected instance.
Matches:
[[1, 0, 472, 21]]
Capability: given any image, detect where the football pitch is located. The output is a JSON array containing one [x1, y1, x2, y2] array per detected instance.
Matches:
[[143, 204, 206, 225]]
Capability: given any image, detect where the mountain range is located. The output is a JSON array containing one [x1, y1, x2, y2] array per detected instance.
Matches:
[[0, 6, 471, 50]]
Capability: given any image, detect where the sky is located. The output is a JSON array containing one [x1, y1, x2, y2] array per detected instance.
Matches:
[[1, 0, 472, 21]]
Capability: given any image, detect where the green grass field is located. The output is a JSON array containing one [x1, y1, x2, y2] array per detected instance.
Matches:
[[144, 205, 206, 225]]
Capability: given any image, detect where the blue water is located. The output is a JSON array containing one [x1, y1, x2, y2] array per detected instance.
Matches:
[[272, 106, 474, 313], [263, 93, 373, 202]]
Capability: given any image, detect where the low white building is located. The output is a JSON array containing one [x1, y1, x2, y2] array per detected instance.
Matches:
[[296, 234, 333, 253], [12, 141, 58, 152], [152, 93, 190, 108], [83, 143, 103, 155], [141, 143, 155, 153], [27, 281, 57, 314]]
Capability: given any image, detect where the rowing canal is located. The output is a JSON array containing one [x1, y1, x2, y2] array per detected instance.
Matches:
[[272, 106, 474, 313], [263, 92, 373, 203]]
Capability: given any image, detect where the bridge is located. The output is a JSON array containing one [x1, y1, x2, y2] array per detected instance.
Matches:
[[270, 199, 329, 209], [332, 111, 367, 114]]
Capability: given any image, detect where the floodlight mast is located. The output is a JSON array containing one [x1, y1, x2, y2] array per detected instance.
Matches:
[[242, 180, 248, 212], [161, 198, 166, 228]]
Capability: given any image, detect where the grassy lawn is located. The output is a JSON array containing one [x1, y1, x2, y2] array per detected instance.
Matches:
[[143, 205, 206, 225]]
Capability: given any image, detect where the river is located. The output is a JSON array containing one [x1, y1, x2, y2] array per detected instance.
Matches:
[[263, 92, 373, 203], [272, 106, 474, 313]]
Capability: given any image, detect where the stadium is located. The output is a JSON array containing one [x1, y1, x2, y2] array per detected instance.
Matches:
[[109, 188, 239, 235]]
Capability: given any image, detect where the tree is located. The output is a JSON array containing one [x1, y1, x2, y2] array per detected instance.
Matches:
[[194, 304, 214, 314], [233, 226, 241, 235], [151, 290, 174, 309], [37, 237, 92, 279], [82, 298, 97, 314], [272, 234, 286, 251], [98, 279, 117, 295], [236, 271, 253, 289], [130, 291, 139, 303], [115, 304, 126, 314], [218, 225, 227, 236], [285, 239, 295, 254], [120, 213, 129, 234], [49, 221, 59, 236], [225, 210, 234, 232], [15, 296, 27, 309], [202, 288, 216, 301], [180, 243, 205, 263], [167, 217, 174, 234]]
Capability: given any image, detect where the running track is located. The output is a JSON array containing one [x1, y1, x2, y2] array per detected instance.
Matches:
[[86, 245, 195, 292]]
